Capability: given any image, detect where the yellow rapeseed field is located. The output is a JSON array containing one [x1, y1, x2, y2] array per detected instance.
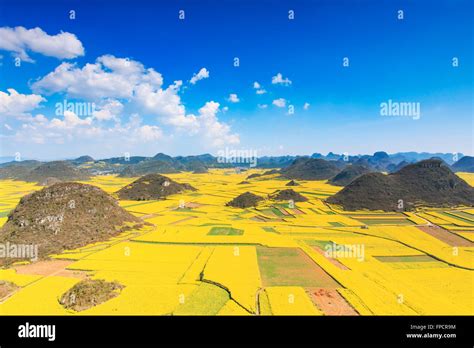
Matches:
[[0, 171, 473, 315]]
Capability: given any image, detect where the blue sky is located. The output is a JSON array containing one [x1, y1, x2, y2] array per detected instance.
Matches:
[[0, 0, 472, 159]]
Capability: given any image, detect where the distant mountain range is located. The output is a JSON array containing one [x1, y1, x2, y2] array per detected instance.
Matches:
[[0, 152, 472, 185], [327, 159, 474, 211]]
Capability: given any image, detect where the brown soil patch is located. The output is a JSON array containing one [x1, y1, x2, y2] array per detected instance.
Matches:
[[14, 260, 87, 279], [0, 280, 19, 301], [185, 202, 202, 208], [290, 208, 305, 215], [417, 225, 474, 247], [313, 246, 350, 270], [308, 288, 358, 315]]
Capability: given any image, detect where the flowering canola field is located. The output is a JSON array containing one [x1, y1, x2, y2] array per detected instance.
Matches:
[[0, 170, 473, 315]]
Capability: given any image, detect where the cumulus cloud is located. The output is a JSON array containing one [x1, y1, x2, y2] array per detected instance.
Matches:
[[227, 93, 240, 103], [253, 81, 261, 89], [258, 104, 268, 109], [134, 80, 197, 129], [0, 88, 45, 117], [0, 26, 84, 62], [26, 55, 239, 148], [134, 125, 163, 141], [194, 101, 239, 146], [32, 55, 163, 100], [10, 111, 163, 147], [190, 67, 209, 84], [50, 110, 92, 129], [271, 73, 292, 86], [272, 98, 286, 108], [92, 99, 124, 121], [304, 102, 310, 110]]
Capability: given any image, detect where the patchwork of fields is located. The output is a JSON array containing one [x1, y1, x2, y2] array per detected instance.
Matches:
[[0, 169, 473, 315]]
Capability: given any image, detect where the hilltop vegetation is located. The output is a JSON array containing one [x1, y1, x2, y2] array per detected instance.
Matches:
[[59, 279, 124, 312], [280, 158, 341, 180], [327, 159, 474, 211], [329, 165, 372, 186], [22, 161, 91, 183], [226, 192, 263, 208], [0, 182, 142, 264], [269, 189, 308, 202], [452, 156, 474, 173], [0, 161, 90, 184], [116, 174, 196, 200]]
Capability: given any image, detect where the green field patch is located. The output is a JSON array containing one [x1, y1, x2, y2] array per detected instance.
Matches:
[[256, 246, 341, 288], [329, 221, 345, 227], [374, 255, 435, 263], [442, 212, 474, 225], [452, 211, 474, 219], [374, 255, 449, 269], [348, 213, 404, 217], [208, 226, 244, 236], [173, 282, 229, 315], [304, 240, 352, 251], [259, 209, 279, 217], [300, 191, 332, 197], [0, 210, 11, 218], [270, 207, 285, 217]]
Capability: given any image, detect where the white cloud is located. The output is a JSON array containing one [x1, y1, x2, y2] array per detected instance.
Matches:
[[134, 81, 197, 129], [258, 104, 268, 109], [32, 55, 163, 100], [272, 98, 286, 108], [253, 81, 261, 89], [190, 68, 209, 84], [134, 125, 162, 141], [9, 111, 163, 147], [227, 93, 240, 103], [304, 102, 310, 110], [50, 110, 92, 129], [25, 55, 239, 148], [4, 123, 12, 131], [0, 26, 84, 62], [92, 99, 124, 121], [271, 73, 292, 86], [0, 88, 45, 117], [256, 89, 266, 95], [195, 101, 239, 146], [222, 106, 229, 112]]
